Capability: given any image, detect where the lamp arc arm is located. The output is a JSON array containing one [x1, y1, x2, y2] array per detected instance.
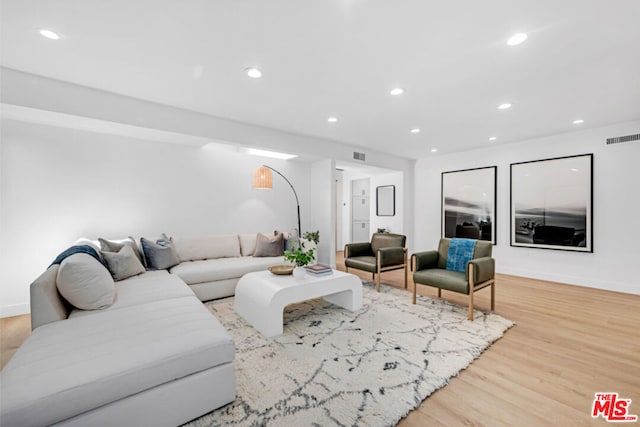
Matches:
[[263, 165, 300, 205], [263, 165, 302, 234]]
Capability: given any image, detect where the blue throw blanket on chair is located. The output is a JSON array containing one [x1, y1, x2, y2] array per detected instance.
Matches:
[[446, 238, 477, 273], [49, 245, 105, 267]]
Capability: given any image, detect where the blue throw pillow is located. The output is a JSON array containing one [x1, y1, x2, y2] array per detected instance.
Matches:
[[445, 238, 476, 273], [141, 234, 179, 270]]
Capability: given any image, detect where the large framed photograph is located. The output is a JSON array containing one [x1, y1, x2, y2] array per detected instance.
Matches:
[[442, 166, 497, 244], [510, 154, 593, 252]]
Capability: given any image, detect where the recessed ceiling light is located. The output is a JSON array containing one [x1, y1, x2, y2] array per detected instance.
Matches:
[[390, 87, 404, 96], [39, 29, 60, 40], [245, 67, 262, 79], [507, 33, 528, 46], [430, 148, 438, 153], [489, 136, 497, 141], [573, 119, 584, 125], [327, 117, 338, 123], [570, 168, 580, 172], [497, 103, 512, 110], [410, 128, 421, 134]]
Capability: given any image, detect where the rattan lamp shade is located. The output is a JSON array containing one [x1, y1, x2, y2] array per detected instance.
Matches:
[[252, 166, 273, 189]]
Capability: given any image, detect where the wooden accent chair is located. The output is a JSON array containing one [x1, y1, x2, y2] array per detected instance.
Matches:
[[344, 233, 408, 292], [411, 238, 495, 320]]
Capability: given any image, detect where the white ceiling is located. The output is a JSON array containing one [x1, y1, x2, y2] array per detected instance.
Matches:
[[2, 0, 639, 159]]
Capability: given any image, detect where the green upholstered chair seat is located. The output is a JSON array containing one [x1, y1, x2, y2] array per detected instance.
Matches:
[[413, 269, 468, 294], [344, 256, 377, 273]]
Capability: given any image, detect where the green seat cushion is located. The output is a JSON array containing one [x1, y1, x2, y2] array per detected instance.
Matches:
[[344, 256, 377, 273], [413, 269, 469, 294]]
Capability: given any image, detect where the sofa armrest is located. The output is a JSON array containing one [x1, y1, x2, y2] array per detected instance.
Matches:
[[344, 242, 373, 258], [467, 257, 495, 284], [411, 250, 438, 272], [30, 265, 71, 330], [377, 247, 406, 267]]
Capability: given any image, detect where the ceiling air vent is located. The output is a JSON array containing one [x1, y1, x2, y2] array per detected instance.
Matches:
[[606, 133, 640, 145], [353, 151, 366, 161]]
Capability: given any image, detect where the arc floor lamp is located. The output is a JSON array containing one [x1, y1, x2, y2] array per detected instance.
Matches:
[[252, 165, 301, 235]]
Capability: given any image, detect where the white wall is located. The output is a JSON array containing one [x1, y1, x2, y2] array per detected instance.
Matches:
[[414, 120, 640, 295], [310, 159, 336, 267], [0, 120, 310, 316], [335, 169, 343, 251], [370, 172, 403, 235]]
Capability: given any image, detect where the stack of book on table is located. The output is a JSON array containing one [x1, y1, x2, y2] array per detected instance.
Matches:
[[304, 264, 333, 276]]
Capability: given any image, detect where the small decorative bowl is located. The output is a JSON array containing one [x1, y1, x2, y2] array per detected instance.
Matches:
[[268, 265, 295, 275]]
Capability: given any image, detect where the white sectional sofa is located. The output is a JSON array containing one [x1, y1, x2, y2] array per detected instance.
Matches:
[[170, 233, 286, 301], [0, 232, 291, 427]]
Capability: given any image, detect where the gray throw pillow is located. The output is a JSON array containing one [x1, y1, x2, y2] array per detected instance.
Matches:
[[275, 229, 300, 252], [102, 245, 146, 281], [254, 232, 284, 257], [141, 234, 180, 270], [99, 236, 145, 266], [56, 253, 116, 310]]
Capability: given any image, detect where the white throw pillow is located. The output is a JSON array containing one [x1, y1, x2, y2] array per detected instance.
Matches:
[[239, 234, 257, 256], [56, 253, 116, 310]]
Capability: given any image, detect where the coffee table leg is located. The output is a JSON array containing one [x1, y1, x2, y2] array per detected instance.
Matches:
[[323, 288, 363, 311], [261, 306, 284, 337]]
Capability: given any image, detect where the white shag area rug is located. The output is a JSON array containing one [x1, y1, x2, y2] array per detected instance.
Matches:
[[186, 281, 513, 427]]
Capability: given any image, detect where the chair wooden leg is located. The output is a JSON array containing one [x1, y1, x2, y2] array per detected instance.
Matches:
[[437, 288, 441, 298], [468, 263, 475, 320], [404, 264, 408, 289], [411, 255, 416, 304], [376, 255, 381, 292], [403, 249, 408, 289], [492, 283, 496, 312]]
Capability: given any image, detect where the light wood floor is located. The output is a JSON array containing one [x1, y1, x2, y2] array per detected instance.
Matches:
[[2, 253, 639, 426]]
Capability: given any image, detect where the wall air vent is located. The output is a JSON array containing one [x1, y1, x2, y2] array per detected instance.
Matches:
[[606, 133, 640, 145], [353, 151, 366, 161]]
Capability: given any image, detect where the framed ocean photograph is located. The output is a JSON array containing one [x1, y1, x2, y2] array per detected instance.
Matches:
[[441, 166, 497, 244], [510, 153, 593, 252]]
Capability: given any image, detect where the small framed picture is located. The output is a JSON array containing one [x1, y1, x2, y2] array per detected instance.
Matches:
[[376, 185, 395, 216]]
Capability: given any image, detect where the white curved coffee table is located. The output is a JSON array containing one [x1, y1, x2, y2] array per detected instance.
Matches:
[[234, 269, 363, 337]]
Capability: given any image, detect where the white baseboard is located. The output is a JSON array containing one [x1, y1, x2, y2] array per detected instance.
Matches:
[[0, 303, 30, 318], [497, 267, 640, 296]]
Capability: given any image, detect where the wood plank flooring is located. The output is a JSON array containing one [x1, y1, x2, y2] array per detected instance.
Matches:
[[2, 252, 639, 426]]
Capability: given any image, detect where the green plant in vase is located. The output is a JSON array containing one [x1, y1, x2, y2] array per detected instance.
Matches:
[[302, 230, 320, 244], [284, 241, 316, 267]]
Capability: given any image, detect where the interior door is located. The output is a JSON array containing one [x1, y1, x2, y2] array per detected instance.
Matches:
[[351, 178, 370, 243]]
